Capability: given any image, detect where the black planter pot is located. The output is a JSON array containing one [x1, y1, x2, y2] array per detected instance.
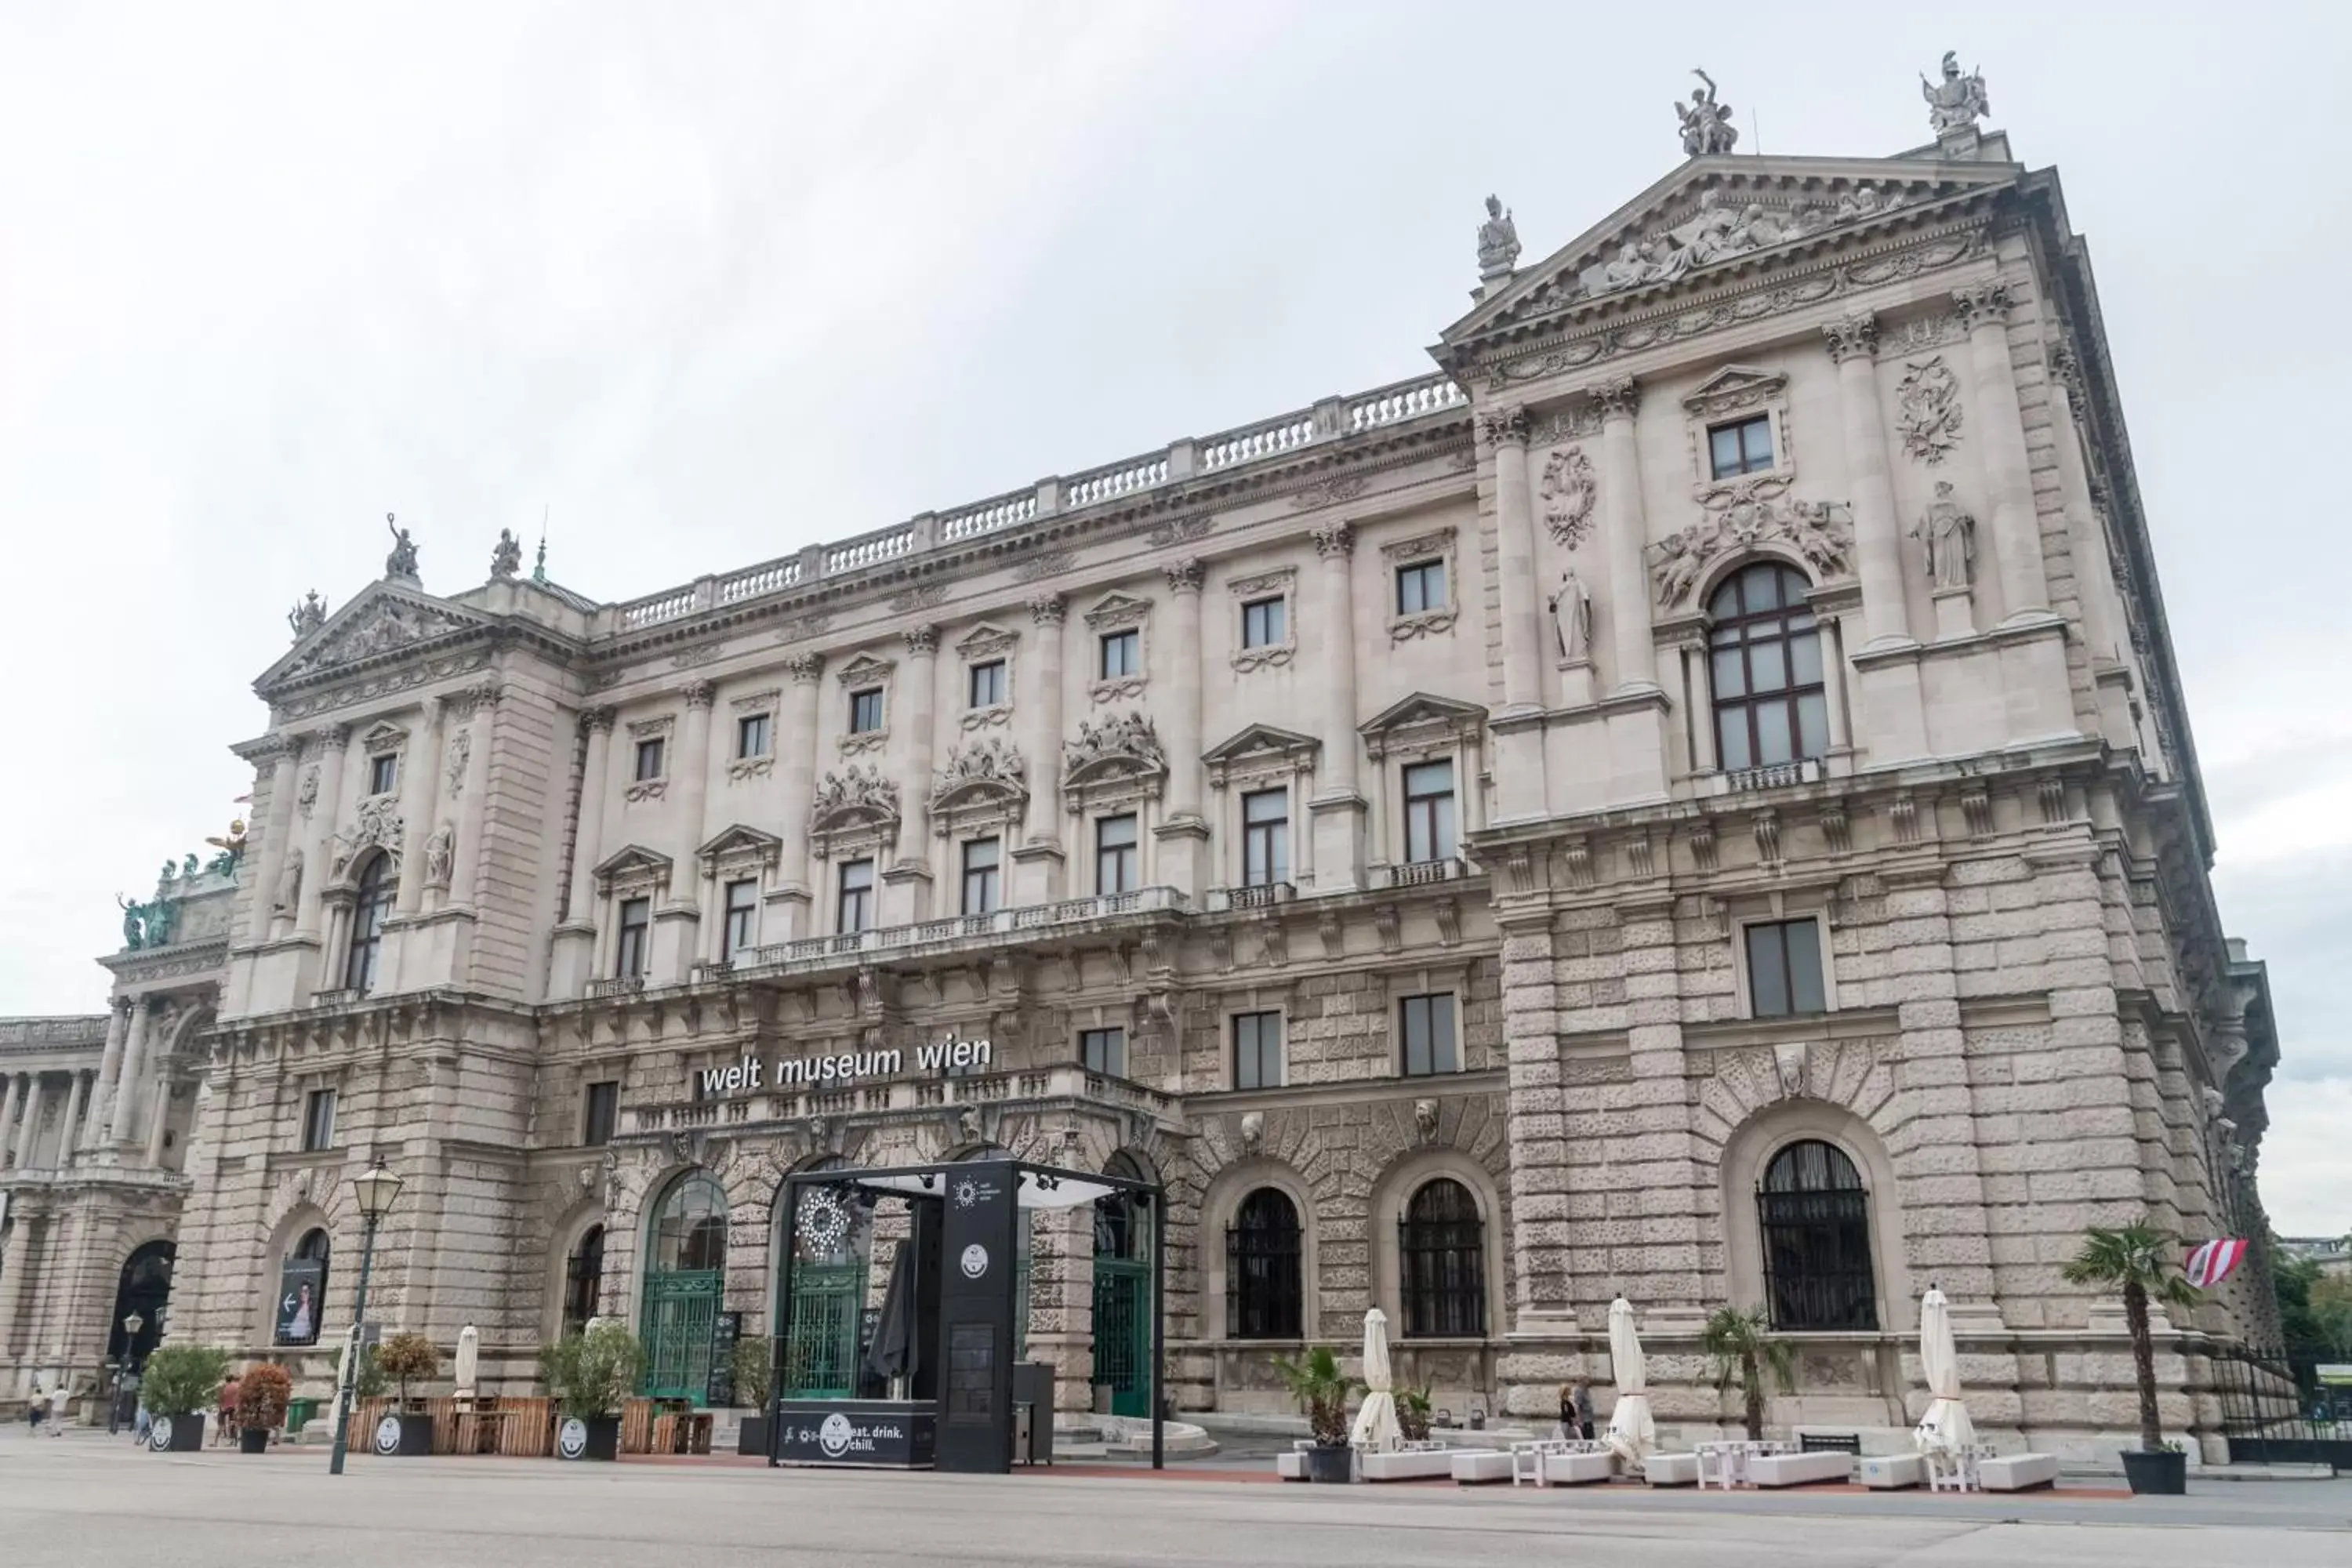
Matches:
[[1305, 1443, 1354, 1484], [154, 1413, 205, 1452], [557, 1414, 622, 1461], [2122, 1447, 2187, 1495], [239, 1426, 270, 1454], [737, 1414, 769, 1457]]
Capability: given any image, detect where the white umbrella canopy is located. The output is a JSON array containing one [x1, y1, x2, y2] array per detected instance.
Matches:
[[455, 1323, 481, 1396], [1603, 1296, 1654, 1464], [1349, 1307, 1403, 1451], [1913, 1285, 1977, 1454]]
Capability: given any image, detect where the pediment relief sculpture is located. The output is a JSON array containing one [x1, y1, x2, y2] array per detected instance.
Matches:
[[288, 596, 474, 677], [810, 764, 900, 827], [1648, 474, 1853, 608], [1064, 712, 1166, 786], [931, 736, 1027, 811]]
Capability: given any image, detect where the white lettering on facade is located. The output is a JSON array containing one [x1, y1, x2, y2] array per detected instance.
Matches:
[[691, 1036, 990, 1097]]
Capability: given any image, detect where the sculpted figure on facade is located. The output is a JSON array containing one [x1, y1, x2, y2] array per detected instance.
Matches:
[[1548, 569, 1592, 662], [1476, 194, 1521, 280], [489, 528, 522, 579], [1651, 477, 1853, 607], [1921, 51, 1991, 134], [932, 736, 1025, 805], [384, 514, 419, 580], [1540, 445, 1597, 547], [287, 590, 326, 641], [1896, 355, 1964, 464], [117, 895, 147, 949], [272, 847, 303, 916], [1674, 68, 1738, 156], [1913, 481, 1978, 590], [1065, 711, 1163, 775], [423, 824, 456, 891], [811, 764, 899, 820]]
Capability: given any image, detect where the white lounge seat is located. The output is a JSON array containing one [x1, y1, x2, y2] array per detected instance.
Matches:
[[1276, 1450, 1308, 1480], [1977, 1453, 2060, 1492], [1857, 1454, 1926, 1490], [1643, 1452, 1700, 1486], [1450, 1450, 1514, 1483], [1747, 1450, 1853, 1488], [1541, 1450, 1617, 1486], [1360, 1449, 1455, 1482]]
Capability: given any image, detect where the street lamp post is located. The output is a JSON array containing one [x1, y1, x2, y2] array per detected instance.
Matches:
[[110, 1312, 145, 1436], [327, 1162, 403, 1476]]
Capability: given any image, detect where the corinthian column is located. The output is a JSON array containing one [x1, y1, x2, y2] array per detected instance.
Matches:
[[0, 1073, 20, 1169], [293, 727, 349, 942], [1595, 376, 1657, 691], [779, 655, 823, 935], [1822, 310, 1914, 648], [1025, 595, 1068, 840], [885, 626, 940, 923], [1155, 558, 1209, 898], [1483, 406, 1545, 711], [1954, 281, 2052, 621], [675, 681, 716, 862], [1312, 525, 1359, 796], [109, 1003, 151, 1145], [394, 696, 448, 916], [450, 685, 497, 907], [60, 1071, 88, 1168], [82, 1002, 126, 1149], [255, 739, 301, 939], [564, 710, 616, 925]]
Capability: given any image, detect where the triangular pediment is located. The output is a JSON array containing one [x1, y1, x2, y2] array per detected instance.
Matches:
[[1360, 692, 1487, 738], [1083, 592, 1152, 631], [697, 824, 782, 868], [1443, 152, 2019, 350], [260, 580, 491, 690], [1682, 365, 1786, 410], [593, 843, 674, 897], [955, 621, 1020, 659], [833, 651, 896, 688], [1203, 723, 1319, 764]]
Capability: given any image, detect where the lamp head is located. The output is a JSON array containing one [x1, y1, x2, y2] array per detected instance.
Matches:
[[351, 1163, 404, 1221]]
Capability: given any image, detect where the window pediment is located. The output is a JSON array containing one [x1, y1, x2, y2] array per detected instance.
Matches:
[[698, 825, 782, 877], [834, 652, 896, 688], [956, 622, 1020, 659], [594, 844, 674, 901], [1359, 692, 1486, 760], [1083, 592, 1152, 632], [1682, 365, 1788, 419], [808, 764, 901, 862], [1205, 724, 1319, 791]]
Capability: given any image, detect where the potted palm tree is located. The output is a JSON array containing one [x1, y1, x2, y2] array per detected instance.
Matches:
[[375, 1333, 441, 1456], [1701, 1305, 1797, 1441], [140, 1344, 233, 1453], [541, 1320, 643, 1461], [1396, 1382, 1435, 1443], [2063, 1218, 2201, 1494], [1271, 1345, 1362, 1483], [234, 1363, 293, 1454], [730, 1337, 773, 1457]]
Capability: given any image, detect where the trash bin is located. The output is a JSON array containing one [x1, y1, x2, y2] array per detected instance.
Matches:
[[286, 1398, 319, 1434]]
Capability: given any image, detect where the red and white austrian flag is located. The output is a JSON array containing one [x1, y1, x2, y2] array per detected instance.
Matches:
[[2184, 1237, 2249, 1288]]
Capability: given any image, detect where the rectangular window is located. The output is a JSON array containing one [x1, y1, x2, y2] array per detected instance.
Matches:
[[736, 713, 771, 760], [633, 737, 665, 782], [1745, 918, 1826, 1018], [1096, 813, 1138, 895], [583, 1080, 619, 1147], [961, 837, 1001, 915], [368, 753, 398, 796], [849, 688, 884, 735], [1232, 1011, 1283, 1091], [300, 1087, 336, 1152], [1396, 559, 1446, 615], [837, 858, 874, 933], [1399, 993, 1458, 1077], [967, 659, 1006, 708], [1099, 628, 1140, 679], [1080, 1026, 1127, 1079], [615, 896, 651, 978], [1402, 759, 1457, 864], [1241, 596, 1286, 649], [722, 878, 760, 961], [1241, 788, 1289, 887], [1710, 414, 1775, 479]]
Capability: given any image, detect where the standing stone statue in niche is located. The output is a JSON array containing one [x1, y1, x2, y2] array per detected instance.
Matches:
[[1921, 51, 1990, 135], [423, 824, 456, 891], [1548, 569, 1592, 662], [385, 513, 419, 579], [1913, 481, 1978, 590], [1674, 69, 1738, 156], [489, 528, 522, 579], [274, 847, 304, 916], [1476, 194, 1521, 281]]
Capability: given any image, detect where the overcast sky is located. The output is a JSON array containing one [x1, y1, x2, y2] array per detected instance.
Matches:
[[2, 2, 2343, 1235]]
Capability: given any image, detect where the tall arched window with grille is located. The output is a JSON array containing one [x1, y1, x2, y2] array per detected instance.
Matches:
[[343, 852, 395, 994], [1707, 563, 1828, 772], [1757, 1139, 1878, 1330], [1398, 1178, 1485, 1338], [561, 1223, 605, 1337], [641, 1171, 728, 1398], [1225, 1188, 1302, 1340]]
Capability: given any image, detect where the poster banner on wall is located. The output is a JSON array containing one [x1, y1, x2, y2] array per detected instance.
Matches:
[[276, 1258, 326, 1345]]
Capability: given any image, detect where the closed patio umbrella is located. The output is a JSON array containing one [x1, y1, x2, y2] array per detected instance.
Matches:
[[455, 1323, 480, 1398], [864, 1243, 918, 1387], [1913, 1284, 1976, 1455], [1603, 1296, 1654, 1465], [1348, 1308, 1403, 1452]]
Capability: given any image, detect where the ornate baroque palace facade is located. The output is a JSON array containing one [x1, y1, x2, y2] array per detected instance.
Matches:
[[1, 64, 2286, 1455]]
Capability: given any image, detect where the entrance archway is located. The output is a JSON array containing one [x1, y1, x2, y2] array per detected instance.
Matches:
[[1092, 1152, 1153, 1417], [777, 1174, 872, 1399], [641, 1171, 728, 1400], [107, 1240, 175, 1368]]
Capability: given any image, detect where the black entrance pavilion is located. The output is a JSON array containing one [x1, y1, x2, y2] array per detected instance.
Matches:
[[769, 1156, 1167, 1474]]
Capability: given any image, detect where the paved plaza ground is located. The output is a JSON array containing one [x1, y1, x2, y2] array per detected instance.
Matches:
[[4, 1426, 2348, 1567]]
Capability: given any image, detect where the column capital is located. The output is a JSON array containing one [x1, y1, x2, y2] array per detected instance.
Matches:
[[2045, 340, 2086, 401], [580, 706, 617, 736], [1592, 375, 1641, 421], [1822, 310, 1880, 365], [1309, 523, 1354, 561], [1162, 557, 1205, 593], [1028, 592, 1068, 626], [786, 652, 826, 684], [680, 680, 716, 710], [1475, 404, 1530, 448], [311, 722, 350, 750], [903, 624, 941, 658], [1951, 280, 2013, 333]]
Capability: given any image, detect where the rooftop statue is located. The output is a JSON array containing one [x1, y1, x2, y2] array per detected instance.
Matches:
[[385, 512, 419, 579], [491, 527, 522, 579], [1675, 68, 1738, 157], [1921, 51, 1989, 135], [1476, 194, 1521, 281], [288, 590, 327, 641]]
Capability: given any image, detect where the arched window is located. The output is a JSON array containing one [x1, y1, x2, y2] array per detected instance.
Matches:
[[1093, 1152, 1154, 1417], [1225, 1188, 1302, 1340], [1708, 563, 1828, 771], [651, 1173, 728, 1272], [643, 1172, 729, 1400], [1399, 1178, 1485, 1338], [343, 853, 395, 994], [561, 1224, 604, 1336], [108, 1240, 175, 1368], [779, 1168, 875, 1400], [1757, 1139, 1878, 1330], [276, 1227, 331, 1347]]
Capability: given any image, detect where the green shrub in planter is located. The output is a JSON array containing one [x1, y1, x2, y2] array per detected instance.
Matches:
[[237, 1363, 293, 1440], [142, 1344, 233, 1454], [541, 1322, 644, 1462], [373, 1333, 441, 1456]]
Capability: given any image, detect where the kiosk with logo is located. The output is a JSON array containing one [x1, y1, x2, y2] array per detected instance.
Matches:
[[771, 1156, 1165, 1474]]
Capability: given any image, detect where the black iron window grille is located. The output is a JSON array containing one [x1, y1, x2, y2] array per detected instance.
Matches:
[[1398, 1178, 1485, 1338], [1757, 1139, 1878, 1330], [1226, 1187, 1303, 1340]]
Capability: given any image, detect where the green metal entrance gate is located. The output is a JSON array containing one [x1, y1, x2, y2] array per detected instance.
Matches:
[[1092, 1259, 1150, 1417], [641, 1269, 724, 1399], [782, 1261, 868, 1398]]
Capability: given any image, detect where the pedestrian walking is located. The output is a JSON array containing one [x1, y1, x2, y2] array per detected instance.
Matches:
[[1571, 1379, 1595, 1440], [215, 1374, 242, 1447], [46, 1383, 69, 1436], [132, 1400, 152, 1446], [1555, 1381, 1576, 1440]]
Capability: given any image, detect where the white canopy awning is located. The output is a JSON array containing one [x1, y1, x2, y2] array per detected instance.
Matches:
[[829, 1167, 1123, 1210]]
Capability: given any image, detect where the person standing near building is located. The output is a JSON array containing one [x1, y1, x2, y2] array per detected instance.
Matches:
[[26, 1386, 46, 1434], [214, 1374, 241, 1447], [1571, 1380, 1595, 1440]]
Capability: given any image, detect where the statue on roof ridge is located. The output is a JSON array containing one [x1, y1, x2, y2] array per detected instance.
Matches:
[[385, 513, 419, 581], [1922, 52, 1990, 135], [1675, 68, 1738, 157], [1476, 194, 1521, 281]]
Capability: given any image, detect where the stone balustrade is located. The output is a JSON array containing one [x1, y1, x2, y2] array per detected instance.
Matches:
[[731, 885, 1186, 979]]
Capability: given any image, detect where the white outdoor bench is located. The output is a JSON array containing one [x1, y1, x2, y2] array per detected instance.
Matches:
[[1450, 1450, 1514, 1483], [1360, 1448, 1456, 1482], [1857, 1453, 1926, 1490], [1541, 1449, 1617, 1486], [1977, 1453, 2060, 1492], [1747, 1450, 1854, 1488], [1642, 1452, 1700, 1486], [1276, 1439, 1312, 1481], [1927, 1442, 1994, 1493]]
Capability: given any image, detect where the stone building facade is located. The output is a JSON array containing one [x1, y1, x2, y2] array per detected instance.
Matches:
[[2, 70, 2286, 1455]]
